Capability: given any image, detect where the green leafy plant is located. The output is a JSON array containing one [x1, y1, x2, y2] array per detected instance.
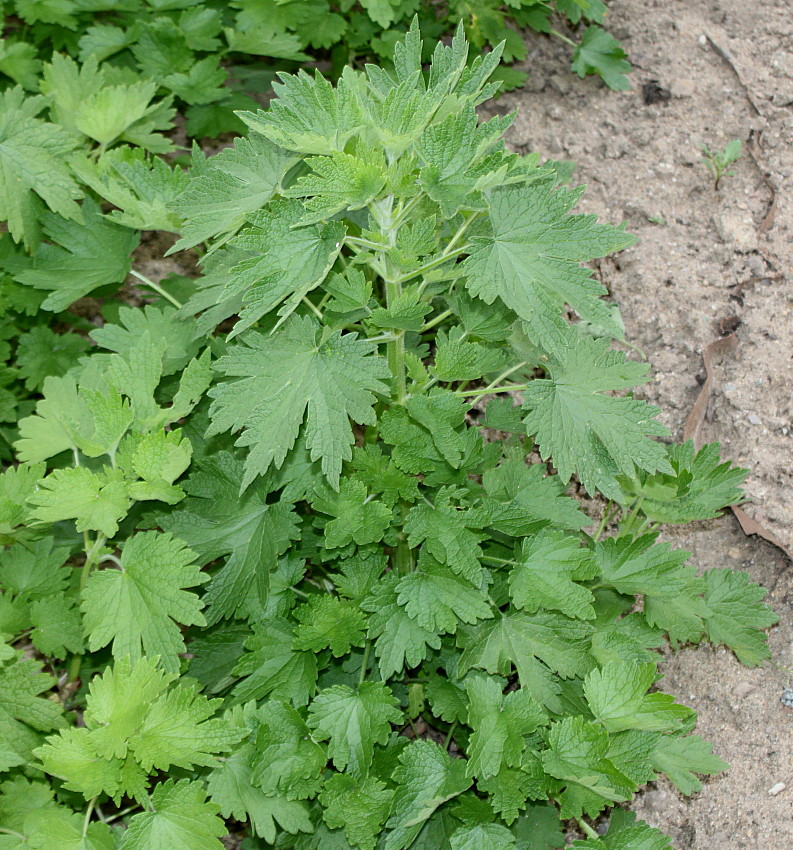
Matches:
[[0, 1, 630, 116], [0, 21, 774, 850], [701, 139, 742, 189]]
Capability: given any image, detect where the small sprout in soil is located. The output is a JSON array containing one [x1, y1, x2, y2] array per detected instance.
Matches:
[[701, 138, 743, 189]]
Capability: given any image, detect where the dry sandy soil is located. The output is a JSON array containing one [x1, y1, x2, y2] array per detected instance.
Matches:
[[490, 0, 792, 846]]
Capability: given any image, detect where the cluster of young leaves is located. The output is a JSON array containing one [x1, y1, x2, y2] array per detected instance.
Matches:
[[0, 0, 632, 435], [0, 0, 631, 129], [0, 19, 776, 850]]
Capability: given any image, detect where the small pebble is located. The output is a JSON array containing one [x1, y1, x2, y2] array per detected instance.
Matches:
[[698, 34, 708, 45], [768, 782, 786, 796], [727, 547, 741, 559], [748, 413, 762, 425]]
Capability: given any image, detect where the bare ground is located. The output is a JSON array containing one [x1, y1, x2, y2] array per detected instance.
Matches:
[[493, 0, 792, 845]]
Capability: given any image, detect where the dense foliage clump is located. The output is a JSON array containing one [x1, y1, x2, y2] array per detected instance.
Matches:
[[0, 15, 775, 850]]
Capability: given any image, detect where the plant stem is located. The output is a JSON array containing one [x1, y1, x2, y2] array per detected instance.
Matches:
[[592, 501, 615, 542], [358, 640, 371, 685], [458, 361, 529, 405], [301, 295, 324, 320], [371, 195, 416, 575], [420, 308, 453, 333], [391, 193, 422, 230], [80, 535, 107, 591], [83, 797, 97, 838], [68, 533, 107, 683], [577, 818, 601, 841], [447, 213, 478, 251], [0, 828, 26, 839], [102, 805, 140, 825], [372, 196, 408, 404], [481, 554, 518, 567], [550, 28, 576, 48], [393, 246, 468, 285], [365, 333, 399, 344], [394, 213, 478, 287], [130, 269, 183, 309], [452, 382, 532, 398], [99, 553, 123, 568], [619, 497, 645, 538], [346, 235, 386, 251], [393, 509, 414, 574], [443, 722, 457, 750]]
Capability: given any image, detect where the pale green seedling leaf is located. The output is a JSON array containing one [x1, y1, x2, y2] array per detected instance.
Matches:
[[450, 822, 517, 850], [571, 27, 632, 91], [320, 773, 393, 850], [702, 568, 777, 665], [75, 80, 173, 148], [292, 596, 367, 657], [395, 558, 492, 636], [541, 716, 634, 819], [160, 452, 299, 622], [238, 70, 363, 155], [226, 200, 345, 336], [207, 738, 312, 842], [362, 574, 442, 680], [251, 700, 325, 799], [231, 618, 318, 707], [312, 478, 392, 548]]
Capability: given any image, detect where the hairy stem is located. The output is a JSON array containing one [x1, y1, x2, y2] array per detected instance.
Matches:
[[371, 195, 415, 573], [420, 308, 454, 334]]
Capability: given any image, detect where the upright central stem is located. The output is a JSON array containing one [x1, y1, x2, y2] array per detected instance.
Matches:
[[386, 278, 407, 404], [372, 195, 412, 573], [372, 196, 407, 404]]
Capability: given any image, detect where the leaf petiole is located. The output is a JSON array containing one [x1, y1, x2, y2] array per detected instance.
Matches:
[[130, 269, 183, 309]]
